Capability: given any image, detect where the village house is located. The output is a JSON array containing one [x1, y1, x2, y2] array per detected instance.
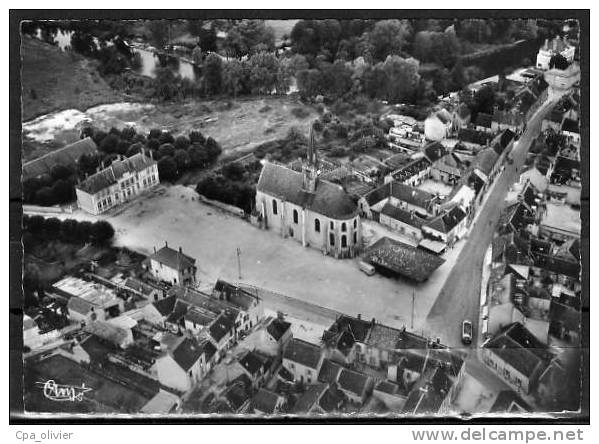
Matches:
[[251, 388, 286, 415], [152, 336, 215, 392], [421, 205, 469, 247], [255, 134, 362, 259], [482, 322, 554, 394], [372, 381, 408, 411], [452, 103, 472, 130], [401, 366, 455, 415], [379, 203, 425, 241], [336, 368, 374, 405], [360, 181, 441, 220], [431, 153, 467, 186], [123, 277, 164, 302], [262, 317, 293, 349], [386, 157, 432, 187], [212, 280, 263, 333], [75, 150, 159, 215], [236, 350, 274, 389], [473, 113, 494, 133], [424, 108, 453, 141], [282, 338, 324, 384], [147, 242, 197, 286]]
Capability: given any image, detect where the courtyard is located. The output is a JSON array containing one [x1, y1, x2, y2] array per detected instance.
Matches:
[[416, 178, 455, 197]]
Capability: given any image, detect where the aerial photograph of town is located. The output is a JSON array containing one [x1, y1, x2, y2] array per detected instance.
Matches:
[[13, 14, 587, 419]]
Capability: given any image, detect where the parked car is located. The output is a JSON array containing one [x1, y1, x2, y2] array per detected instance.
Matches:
[[358, 261, 376, 276], [462, 320, 473, 345]]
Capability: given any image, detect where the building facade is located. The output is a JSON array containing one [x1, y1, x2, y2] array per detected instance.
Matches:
[[76, 151, 159, 215], [255, 133, 362, 259]]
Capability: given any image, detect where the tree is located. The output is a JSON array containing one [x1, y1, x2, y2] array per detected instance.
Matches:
[[126, 142, 144, 157], [189, 130, 206, 145], [174, 135, 191, 150], [296, 69, 323, 99], [222, 59, 245, 98], [187, 144, 210, 168], [43, 217, 62, 239], [51, 179, 75, 203], [248, 52, 279, 95], [174, 149, 191, 170], [380, 55, 421, 103], [367, 20, 412, 62], [157, 156, 178, 181], [158, 143, 176, 158], [203, 53, 223, 95], [92, 221, 115, 245], [549, 54, 569, 70], [147, 20, 170, 48], [60, 219, 79, 242], [99, 134, 120, 153], [74, 221, 93, 243], [412, 28, 461, 67], [70, 31, 96, 56], [34, 187, 55, 206], [153, 67, 180, 100]]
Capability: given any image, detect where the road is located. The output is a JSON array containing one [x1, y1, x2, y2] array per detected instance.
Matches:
[[425, 97, 559, 350]]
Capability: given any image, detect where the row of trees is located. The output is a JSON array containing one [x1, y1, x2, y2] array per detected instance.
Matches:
[[23, 215, 115, 248]]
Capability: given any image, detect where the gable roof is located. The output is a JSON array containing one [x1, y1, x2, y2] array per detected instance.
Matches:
[[422, 141, 447, 163], [257, 162, 358, 220], [171, 337, 205, 371], [76, 152, 156, 195], [252, 389, 282, 414], [364, 237, 445, 282], [484, 322, 553, 377], [561, 118, 579, 134], [458, 128, 492, 146], [149, 245, 196, 271], [23, 137, 97, 180], [475, 112, 493, 128], [381, 203, 426, 229], [283, 338, 322, 369], [317, 358, 344, 384], [266, 318, 291, 342], [391, 157, 432, 182], [423, 205, 467, 234], [239, 351, 269, 377], [291, 383, 328, 413], [474, 147, 500, 176], [67, 295, 95, 315], [152, 295, 177, 316], [209, 312, 235, 343], [337, 368, 372, 397], [213, 280, 259, 311], [456, 103, 471, 120]]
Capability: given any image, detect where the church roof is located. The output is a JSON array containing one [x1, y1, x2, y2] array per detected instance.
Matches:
[[257, 162, 359, 220]]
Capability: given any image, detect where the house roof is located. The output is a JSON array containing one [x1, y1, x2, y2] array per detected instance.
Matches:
[[171, 337, 205, 372], [475, 112, 493, 128], [252, 388, 282, 414], [484, 322, 553, 377], [283, 338, 322, 370], [402, 367, 452, 414], [83, 321, 130, 347], [149, 245, 196, 271], [124, 278, 158, 296], [257, 162, 359, 220], [423, 205, 467, 234], [422, 141, 447, 163], [474, 147, 499, 176], [381, 203, 426, 229], [323, 315, 373, 344], [456, 103, 471, 120], [184, 307, 214, 327], [364, 181, 437, 212], [318, 386, 344, 412], [374, 380, 402, 396], [291, 383, 327, 413], [317, 358, 344, 384], [266, 318, 291, 342], [209, 312, 235, 343], [67, 295, 95, 315], [140, 389, 180, 414], [492, 109, 524, 127], [239, 351, 269, 377], [489, 390, 532, 413], [23, 137, 97, 180], [458, 128, 491, 146], [152, 295, 177, 316], [76, 152, 156, 195], [391, 157, 432, 182], [364, 237, 445, 282], [365, 324, 404, 350], [213, 280, 259, 311], [166, 300, 190, 324], [338, 368, 371, 397]]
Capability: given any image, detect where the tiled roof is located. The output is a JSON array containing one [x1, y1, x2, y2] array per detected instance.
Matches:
[[375, 380, 402, 395], [239, 351, 268, 376], [561, 118, 579, 134], [291, 383, 327, 413], [209, 312, 235, 343], [252, 389, 282, 414], [76, 152, 156, 195], [490, 390, 532, 413], [283, 338, 322, 370], [458, 128, 491, 146], [337, 368, 371, 397], [171, 337, 205, 371], [257, 162, 359, 220], [423, 205, 467, 234], [475, 112, 493, 128], [149, 246, 196, 271], [381, 203, 426, 229], [23, 137, 97, 180], [484, 322, 553, 377], [364, 237, 445, 282], [67, 295, 95, 315], [83, 321, 130, 347], [266, 318, 291, 341], [474, 147, 499, 176], [213, 280, 259, 311], [456, 103, 471, 120], [422, 141, 447, 163], [317, 358, 344, 384], [391, 158, 432, 182], [152, 295, 177, 316]]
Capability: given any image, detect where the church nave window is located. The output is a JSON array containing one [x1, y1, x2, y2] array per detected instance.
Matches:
[[272, 199, 278, 215], [314, 218, 321, 232], [329, 233, 335, 246], [293, 209, 299, 224]]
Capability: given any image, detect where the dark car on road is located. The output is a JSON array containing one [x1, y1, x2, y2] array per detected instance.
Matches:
[[462, 320, 473, 345]]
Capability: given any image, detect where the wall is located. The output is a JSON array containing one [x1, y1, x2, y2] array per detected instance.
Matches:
[[481, 348, 531, 394], [379, 214, 422, 241], [153, 355, 192, 392], [283, 358, 321, 384], [75, 189, 98, 215], [150, 259, 181, 285]]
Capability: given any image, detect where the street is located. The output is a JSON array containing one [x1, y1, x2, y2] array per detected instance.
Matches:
[[425, 97, 559, 350]]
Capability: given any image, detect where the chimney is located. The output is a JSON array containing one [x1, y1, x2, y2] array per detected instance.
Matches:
[[153, 246, 156, 254], [179, 247, 183, 254], [371, 317, 376, 326], [357, 313, 361, 320], [101, 160, 105, 169], [165, 241, 168, 248]]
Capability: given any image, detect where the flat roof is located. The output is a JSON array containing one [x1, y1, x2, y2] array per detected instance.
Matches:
[[541, 202, 581, 235]]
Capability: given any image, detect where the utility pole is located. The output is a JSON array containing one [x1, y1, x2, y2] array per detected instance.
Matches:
[[236, 247, 242, 280], [411, 289, 415, 330]]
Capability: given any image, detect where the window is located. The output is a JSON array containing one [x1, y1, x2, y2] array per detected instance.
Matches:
[[341, 235, 347, 248], [293, 209, 299, 224], [314, 219, 321, 232], [272, 199, 278, 215], [341, 222, 347, 232], [289, 228, 294, 237], [329, 233, 335, 246], [354, 219, 357, 229], [353, 232, 357, 244], [330, 221, 334, 230]]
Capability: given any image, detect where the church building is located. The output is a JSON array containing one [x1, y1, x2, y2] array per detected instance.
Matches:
[[255, 130, 361, 259]]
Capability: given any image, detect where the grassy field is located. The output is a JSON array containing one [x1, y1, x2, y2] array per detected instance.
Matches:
[[20, 36, 124, 122]]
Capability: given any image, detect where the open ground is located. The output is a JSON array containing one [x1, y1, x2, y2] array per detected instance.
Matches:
[[27, 184, 467, 340]]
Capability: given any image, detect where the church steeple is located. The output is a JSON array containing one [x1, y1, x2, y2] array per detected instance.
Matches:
[[303, 124, 319, 193]]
